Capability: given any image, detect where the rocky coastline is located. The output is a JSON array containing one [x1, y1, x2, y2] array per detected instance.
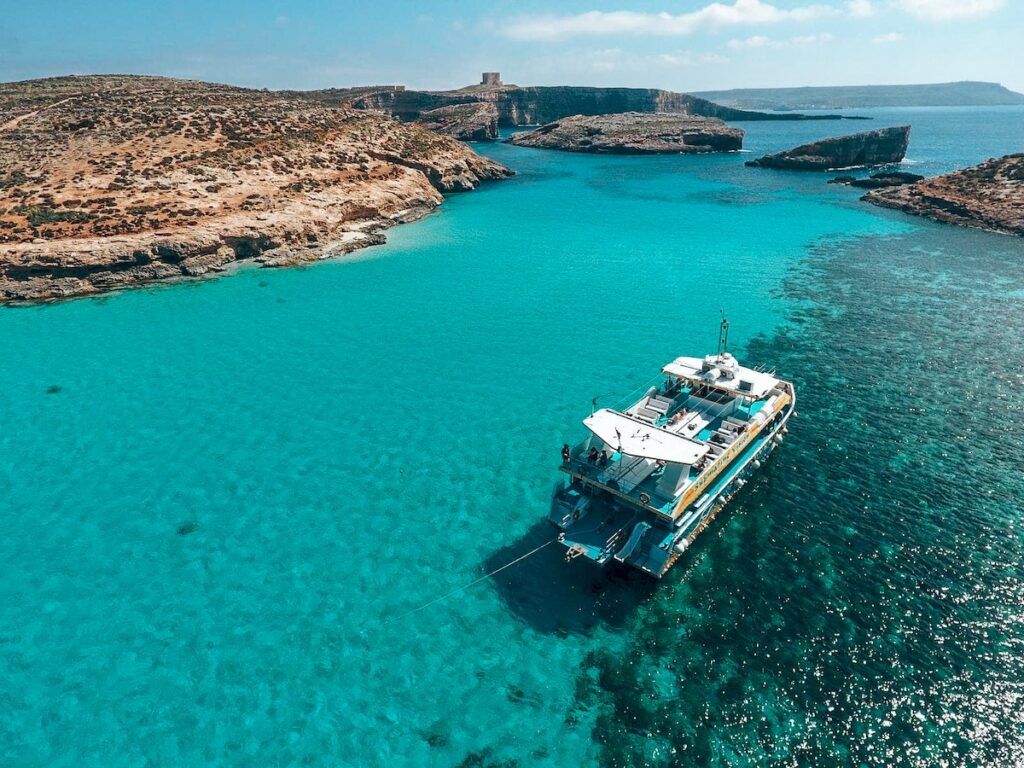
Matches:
[[746, 126, 911, 170], [0, 75, 511, 303], [864, 153, 1024, 236], [507, 113, 743, 154]]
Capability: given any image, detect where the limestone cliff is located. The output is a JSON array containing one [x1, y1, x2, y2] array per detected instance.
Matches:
[[414, 102, 499, 141], [745, 126, 911, 170], [507, 113, 743, 154], [335, 83, 852, 135], [490, 86, 847, 126], [864, 153, 1024, 236], [0, 75, 512, 303]]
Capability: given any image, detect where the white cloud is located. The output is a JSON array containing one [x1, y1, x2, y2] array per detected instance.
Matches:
[[891, 0, 1005, 20], [578, 47, 731, 72], [727, 35, 783, 49], [502, 0, 838, 41], [728, 31, 833, 48], [589, 48, 625, 72], [847, 0, 876, 16], [872, 31, 906, 42], [659, 52, 714, 65], [793, 32, 834, 43]]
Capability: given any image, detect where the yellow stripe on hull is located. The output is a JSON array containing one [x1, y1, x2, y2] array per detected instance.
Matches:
[[670, 391, 791, 520]]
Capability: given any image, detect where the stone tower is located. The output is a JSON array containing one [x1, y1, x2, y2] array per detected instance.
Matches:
[[481, 72, 502, 87]]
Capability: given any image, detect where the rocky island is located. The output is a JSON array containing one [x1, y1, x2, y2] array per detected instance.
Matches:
[[829, 171, 925, 189], [746, 126, 911, 170], [864, 153, 1024, 236], [507, 113, 744, 154], [0, 75, 511, 303]]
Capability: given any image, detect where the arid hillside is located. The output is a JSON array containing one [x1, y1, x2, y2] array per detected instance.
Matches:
[[0, 75, 511, 302]]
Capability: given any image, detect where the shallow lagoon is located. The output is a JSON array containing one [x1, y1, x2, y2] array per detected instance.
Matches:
[[1, 107, 1022, 766]]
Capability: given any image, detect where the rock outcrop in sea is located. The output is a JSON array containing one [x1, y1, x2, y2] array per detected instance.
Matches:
[[829, 171, 925, 188], [0, 75, 512, 303], [745, 126, 911, 170], [507, 113, 743, 154], [863, 153, 1024, 236]]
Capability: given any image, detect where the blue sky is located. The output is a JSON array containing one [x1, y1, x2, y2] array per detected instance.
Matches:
[[1, 0, 1021, 92]]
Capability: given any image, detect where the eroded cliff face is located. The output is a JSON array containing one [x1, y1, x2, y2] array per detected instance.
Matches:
[[332, 84, 850, 136], [489, 87, 833, 126], [414, 102, 499, 141], [507, 113, 743, 154], [0, 75, 511, 303], [864, 153, 1024, 235], [345, 89, 480, 121], [495, 87, 689, 126], [745, 126, 911, 170]]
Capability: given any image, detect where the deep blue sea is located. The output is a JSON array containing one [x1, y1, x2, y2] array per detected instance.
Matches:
[[1, 107, 1023, 767]]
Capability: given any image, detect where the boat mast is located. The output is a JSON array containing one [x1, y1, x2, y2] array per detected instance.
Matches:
[[717, 310, 730, 358]]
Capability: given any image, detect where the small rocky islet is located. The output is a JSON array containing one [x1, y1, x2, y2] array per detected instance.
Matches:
[[829, 171, 925, 189], [506, 112, 744, 154], [745, 125, 911, 170]]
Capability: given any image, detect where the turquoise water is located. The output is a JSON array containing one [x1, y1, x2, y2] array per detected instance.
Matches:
[[1, 107, 1023, 766]]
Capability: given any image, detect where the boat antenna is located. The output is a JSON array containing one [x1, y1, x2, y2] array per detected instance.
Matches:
[[717, 309, 730, 358]]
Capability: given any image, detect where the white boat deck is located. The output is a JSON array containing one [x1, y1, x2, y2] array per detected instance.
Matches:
[[582, 409, 709, 465], [663, 354, 780, 399], [665, 410, 710, 439]]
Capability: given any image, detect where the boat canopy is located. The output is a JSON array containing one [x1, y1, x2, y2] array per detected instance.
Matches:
[[662, 355, 778, 399], [583, 408, 710, 465]]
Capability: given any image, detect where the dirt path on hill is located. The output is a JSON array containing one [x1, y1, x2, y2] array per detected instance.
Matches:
[[0, 96, 77, 132]]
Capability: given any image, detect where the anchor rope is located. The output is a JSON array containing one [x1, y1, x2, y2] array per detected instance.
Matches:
[[382, 537, 558, 626]]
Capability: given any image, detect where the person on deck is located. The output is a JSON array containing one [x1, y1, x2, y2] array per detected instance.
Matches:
[[598, 450, 609, 467], [587, 447, 599, 464], [561, 444, 571, 464]]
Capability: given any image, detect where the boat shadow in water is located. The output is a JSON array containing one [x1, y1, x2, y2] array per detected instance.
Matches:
[[483, 520, 656, 636]]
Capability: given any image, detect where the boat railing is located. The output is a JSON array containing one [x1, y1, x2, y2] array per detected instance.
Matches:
[[561, 456, 677, 513], [590, 373, 698, 418]]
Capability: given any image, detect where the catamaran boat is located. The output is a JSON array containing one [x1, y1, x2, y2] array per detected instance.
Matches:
[[549, 317, 795, 579]]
